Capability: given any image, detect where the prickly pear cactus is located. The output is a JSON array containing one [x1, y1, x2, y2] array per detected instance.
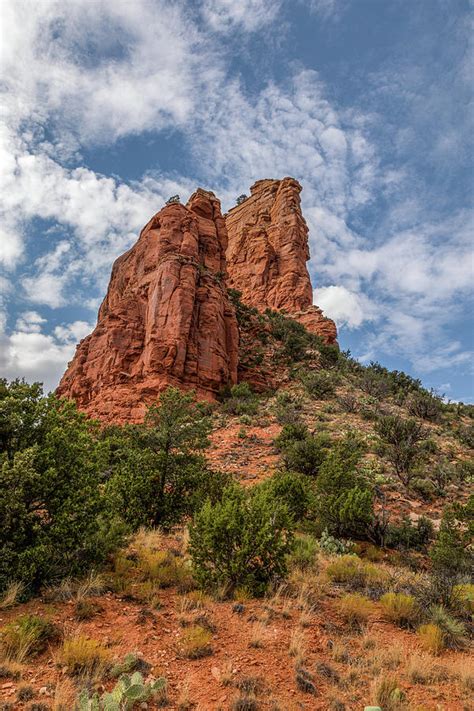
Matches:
[[77, 672, 167, 710]]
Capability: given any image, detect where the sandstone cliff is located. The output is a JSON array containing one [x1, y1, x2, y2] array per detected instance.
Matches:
[[225, 178, 337, 345], [57, 190, 239, 423]]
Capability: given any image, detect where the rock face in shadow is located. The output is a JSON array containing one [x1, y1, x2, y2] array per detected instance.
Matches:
[[57, 189, 239, 423], [225, 178, 337, 345]]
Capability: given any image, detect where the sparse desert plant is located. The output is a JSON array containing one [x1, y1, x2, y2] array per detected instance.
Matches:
[[231, 697, 260, 711], [248, 621, 267, 649], [318, 529, 353, 555], [338, 593, 374, 628], [427, 605, 466, 649], [295, 665, 317, 694], [380, 592, 419, 627], [417, 623, 444, 655], [287, 534, 318, 570], [74, 598, 102, 621], [0, 660, 22, 680], [372, 675, 405, 710], [180, 624, 212, 659], [0, 615, 59, 662], [16, 685, 34, 702], [59, 636, 110, 676], [325, 555, 388, 590]]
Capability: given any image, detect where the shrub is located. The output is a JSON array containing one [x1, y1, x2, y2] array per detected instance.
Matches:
[[406, 390, 442, 422], [189, 484, 293, 597], [274, 423, 309, 451], [375, 415, 428, 486], [301, 371, 337, 399], [427, 605, 466, 649], [273, 392, 303, 425], [386, 515, 434, 551], [266, 311, 319, 361], [417, 624, 444, 655], [380, 593, 419, 628], [337, 391, 359, 413], [0, 395, 125, 594], [0, 615, 59, 662], [222, 383, 259, 416], [281, 433, 331, 477], [180, 625, 213, 659], [60, 636, 110, 676], [451, 583, 474, 615], [455, 423, 474, 448], [338, 593, 374, 627], [261, 470, 315, 523], [430, 499, 474, 601], [314, 449, 373, 539]]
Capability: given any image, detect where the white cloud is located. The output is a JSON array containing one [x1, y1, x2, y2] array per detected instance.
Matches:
[[0, 0, 216, 146], [201, 0, 280, 32], [0, 316, 94, 392], [312, 285, 373, 328]]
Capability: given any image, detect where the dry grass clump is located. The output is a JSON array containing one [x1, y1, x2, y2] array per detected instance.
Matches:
[[337, 593, 374, 628], [248, 621, 268, 649], [0, 615, 59, 662], [380, 592, 419, 627], [0, 582, 24, 610], [325, 555, 388, 590], [180, 625, 213, 659], [59, 636, 110, 676], [288, 629, 306, 664], [417, 624, 445, 655], [451, 660, 474, 694], [179, 590, 210, 613], [0, 659, 22, 680], [406, 654, 450, 684], [372, 675, 406, 710], [52, 678, 78, 711]]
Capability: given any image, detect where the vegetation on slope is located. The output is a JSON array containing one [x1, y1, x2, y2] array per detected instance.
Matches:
[[0, 308, 472, 708]]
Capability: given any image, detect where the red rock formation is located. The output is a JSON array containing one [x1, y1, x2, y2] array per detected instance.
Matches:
[[225, 178, 337, 344], [57, 190, 239, 423]]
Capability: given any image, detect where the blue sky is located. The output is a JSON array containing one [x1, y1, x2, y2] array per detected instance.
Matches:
[[0, 0, 472, 400]]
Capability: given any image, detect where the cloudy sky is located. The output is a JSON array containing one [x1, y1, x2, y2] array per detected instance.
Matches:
[[0, 0, 472, 400]]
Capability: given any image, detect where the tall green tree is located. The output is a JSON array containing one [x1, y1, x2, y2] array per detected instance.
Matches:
[[106, 387, 214, 528], [0, 396, 124, 593]]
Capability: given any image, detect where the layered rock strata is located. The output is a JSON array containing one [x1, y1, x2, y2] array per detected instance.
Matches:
[[225, 178, 337, 344], [57, 190, 239, 423]]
